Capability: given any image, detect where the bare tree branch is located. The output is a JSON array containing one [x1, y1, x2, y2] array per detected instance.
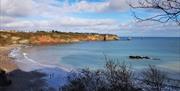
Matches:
[[129, 0, 180, 25]]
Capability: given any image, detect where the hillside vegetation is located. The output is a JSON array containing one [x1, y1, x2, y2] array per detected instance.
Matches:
[[0, 31, 119, 46]]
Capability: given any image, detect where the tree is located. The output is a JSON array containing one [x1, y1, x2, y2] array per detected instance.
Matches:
[[129, 0, 180, 25]]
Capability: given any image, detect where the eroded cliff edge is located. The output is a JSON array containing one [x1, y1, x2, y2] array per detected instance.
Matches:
[[0, 31, 119, 45]]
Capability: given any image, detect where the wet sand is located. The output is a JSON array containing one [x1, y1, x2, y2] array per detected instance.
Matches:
[[0, 69, 50, 91], [0, 45, 18, 72], [0, 45, 52, 91]]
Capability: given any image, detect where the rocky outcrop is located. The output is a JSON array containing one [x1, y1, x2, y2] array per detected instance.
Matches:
[[0, 31, 119, 45], [129, 56, 150, 59], [129, 56, 160, 60], [104, 34, 119, 41]]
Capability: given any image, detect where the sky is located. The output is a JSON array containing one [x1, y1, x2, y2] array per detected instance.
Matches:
[[0, 0, 180, 37]]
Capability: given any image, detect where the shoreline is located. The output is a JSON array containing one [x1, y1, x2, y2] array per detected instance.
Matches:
[[1, 37, 179, 90], [0, 45, 70, 91], [10, 45, 72, 72], [0, 45, 19, 73], [0, 45, 69, 91]]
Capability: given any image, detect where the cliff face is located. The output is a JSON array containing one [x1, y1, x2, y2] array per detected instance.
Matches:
[[0, 31, 119, 45]]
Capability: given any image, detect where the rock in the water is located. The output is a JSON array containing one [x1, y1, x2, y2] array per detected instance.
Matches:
[[129, 56, 151, 60], [0, 69, 12, 87], [129, 56, 142, 59], [143, 56, 150, 59]]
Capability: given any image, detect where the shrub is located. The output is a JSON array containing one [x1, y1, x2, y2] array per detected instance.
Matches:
[[104, 61, 136, 91], [61, 59, 140, 91], [140, 65, 167, 91]]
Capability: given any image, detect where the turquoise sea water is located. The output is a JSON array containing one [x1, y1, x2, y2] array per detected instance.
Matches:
[[23, 37, 180, 74]]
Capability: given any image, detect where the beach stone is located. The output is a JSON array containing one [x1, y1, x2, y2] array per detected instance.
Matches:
[[0, 69, 12, 87]]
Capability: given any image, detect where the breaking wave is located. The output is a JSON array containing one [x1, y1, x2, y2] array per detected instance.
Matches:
[[9, 46, 72, 72]]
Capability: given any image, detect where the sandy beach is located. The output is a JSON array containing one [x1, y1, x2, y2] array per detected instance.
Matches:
[[0, 45, 69, 91], [0, 45, 18, 72], [0, 45, 49, 91]]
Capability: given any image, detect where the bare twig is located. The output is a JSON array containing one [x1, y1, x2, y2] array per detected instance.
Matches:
[[129, 0, 180, 25]]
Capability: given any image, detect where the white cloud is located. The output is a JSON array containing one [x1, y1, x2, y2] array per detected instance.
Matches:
[[0, 0, 120, 32], [52, 17, 117, 26], [0, 0, 34, 17], [65, 0, 131, 12], [0, 16, 119, 32], [0, 0, 130, 17], [118, 21, 180, 37], [0, 16, 17, 24], [67, 1, 109, 12], [108, 0, 129, 11], [0, 0, 179, 37]]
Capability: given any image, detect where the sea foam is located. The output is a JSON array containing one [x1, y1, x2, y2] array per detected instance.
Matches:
[[9, 46, 72, 72]]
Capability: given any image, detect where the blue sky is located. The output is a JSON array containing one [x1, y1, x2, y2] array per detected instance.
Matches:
[[0, 0, 180, 37]]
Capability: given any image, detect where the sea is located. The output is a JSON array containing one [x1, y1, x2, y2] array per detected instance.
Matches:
[[10, 37, 180, 79]]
